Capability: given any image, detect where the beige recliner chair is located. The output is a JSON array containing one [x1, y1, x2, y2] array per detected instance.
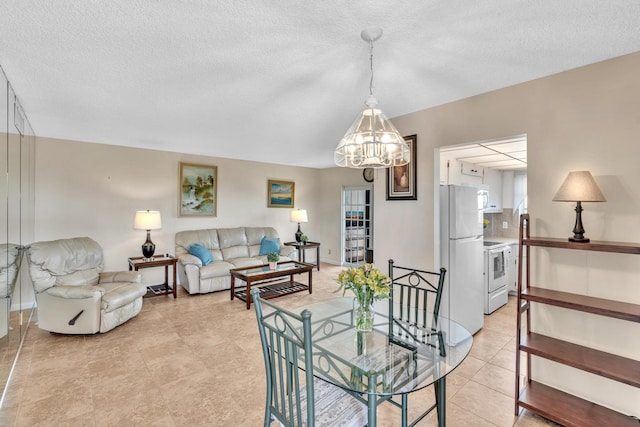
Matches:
[[27, 237, 147, 334]]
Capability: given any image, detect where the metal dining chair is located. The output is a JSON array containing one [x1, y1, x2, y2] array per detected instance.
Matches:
[[251, 288, 367, 427], [387, 259, 447, 427]]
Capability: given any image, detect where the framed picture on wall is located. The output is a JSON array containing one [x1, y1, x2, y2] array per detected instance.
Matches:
[[386, 134, 417, 200], [179, 162, 218, 216], [267, 179, 295, 208]]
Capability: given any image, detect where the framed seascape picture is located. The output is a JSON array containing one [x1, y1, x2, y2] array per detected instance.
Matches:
[[386, 134, 417, 200], [179, 162, 218, 216], [267, 179, 295, 208]]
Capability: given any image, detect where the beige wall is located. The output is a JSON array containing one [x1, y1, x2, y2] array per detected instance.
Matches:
[[375, 51, 640, 415], [35, 137, 361, 280]]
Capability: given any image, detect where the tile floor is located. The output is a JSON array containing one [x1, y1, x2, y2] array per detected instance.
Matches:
[[0, 263, 559, 426]]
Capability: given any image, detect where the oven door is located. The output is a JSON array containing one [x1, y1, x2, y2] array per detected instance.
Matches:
[[487, 247, 509, 292]]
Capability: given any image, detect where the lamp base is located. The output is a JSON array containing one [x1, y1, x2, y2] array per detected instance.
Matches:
[[569, 201, 590, 243], [142, 230, 156, 258], [295, 223, 303, 242], [568, 236, 590, 243]]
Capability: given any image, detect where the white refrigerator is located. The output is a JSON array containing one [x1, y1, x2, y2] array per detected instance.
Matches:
[[440, 185, 484, 337]]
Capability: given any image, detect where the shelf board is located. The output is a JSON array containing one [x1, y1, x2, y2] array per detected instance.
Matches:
[[520, 333, 640, 387], [523, 237, 640, 254], [519, 381, 638, 427], [522, 287, 640, 323]]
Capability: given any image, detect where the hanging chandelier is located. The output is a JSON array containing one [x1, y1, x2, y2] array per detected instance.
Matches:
[[335, 27, 410, 168]]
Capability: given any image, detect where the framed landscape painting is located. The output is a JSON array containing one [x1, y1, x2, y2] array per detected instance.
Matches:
[[267, 180, 295, 208], [179, 162, 217, 216], [386, 134, 417, 200]]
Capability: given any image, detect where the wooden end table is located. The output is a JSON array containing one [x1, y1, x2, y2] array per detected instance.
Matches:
[[230, 261, 313, 309], [284, 241, 321, 270], [128, 255, 178, 299]]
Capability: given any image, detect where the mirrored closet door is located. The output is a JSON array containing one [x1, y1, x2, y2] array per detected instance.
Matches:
[[0, 66, 36, 405]]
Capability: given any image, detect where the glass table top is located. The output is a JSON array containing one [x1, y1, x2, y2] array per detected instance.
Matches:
[[232, 261, 309, 277], [264, 297, 473, 397]]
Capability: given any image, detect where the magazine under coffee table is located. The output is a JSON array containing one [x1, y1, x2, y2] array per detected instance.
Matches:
[[230, 261, 313, 309]]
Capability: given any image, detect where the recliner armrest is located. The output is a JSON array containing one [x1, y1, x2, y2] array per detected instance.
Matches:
[[99, 271, 141, 283], [46, 284, 103, 299], [178, 253, 202, 267]]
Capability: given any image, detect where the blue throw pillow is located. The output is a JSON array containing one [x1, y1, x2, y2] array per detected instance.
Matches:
[[189, 244, 213, 266], [259, 237, 281, 256]]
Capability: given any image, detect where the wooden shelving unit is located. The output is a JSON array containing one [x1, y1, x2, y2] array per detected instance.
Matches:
[[515, 214, 640, 427]]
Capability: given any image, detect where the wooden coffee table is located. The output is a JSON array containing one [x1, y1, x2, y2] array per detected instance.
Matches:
[[230, 261, 313, 309]]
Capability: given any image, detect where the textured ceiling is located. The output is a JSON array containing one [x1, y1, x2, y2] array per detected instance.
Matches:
[[1, 1, 640, 168]]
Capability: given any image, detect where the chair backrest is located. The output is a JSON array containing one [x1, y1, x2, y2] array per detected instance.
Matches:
[[388, 259, 446, 343], [251, 288, 315, 427], [27, 237, 104, 293]]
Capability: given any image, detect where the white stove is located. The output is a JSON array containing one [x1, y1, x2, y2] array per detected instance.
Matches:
[[483, 241, 509, 314]]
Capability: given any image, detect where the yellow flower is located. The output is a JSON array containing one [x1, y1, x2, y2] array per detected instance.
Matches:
[[335, 263, 391, 307]]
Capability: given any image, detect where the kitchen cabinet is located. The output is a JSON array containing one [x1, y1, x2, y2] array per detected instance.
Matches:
[[483, 168, 502, 212], [515, 214, 640, 426], [502, 170, 515, 209]]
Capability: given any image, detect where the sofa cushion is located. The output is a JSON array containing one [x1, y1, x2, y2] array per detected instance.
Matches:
[[259, 237, 281, 256], [27, 237, 105, 293], [175, 229, 221, 257], [217, 227, 247, 249], [200, 261, 236, 280], [56, 268, 100, 287], [226, 257, 265, 269], [189, 244, 213, 266]]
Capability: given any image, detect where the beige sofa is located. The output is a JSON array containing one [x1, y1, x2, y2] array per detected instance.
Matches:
[[175, 227, 295, 294]]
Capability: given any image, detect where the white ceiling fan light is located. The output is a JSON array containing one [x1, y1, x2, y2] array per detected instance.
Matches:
[[335, 27, 410, 169]]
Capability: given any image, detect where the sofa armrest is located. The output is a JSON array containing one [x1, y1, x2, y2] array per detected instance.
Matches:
[[279, 246, 295, 258], [178, 253, 203, 267], [99, 271, 141, 283], [46, 284, 103, 299]]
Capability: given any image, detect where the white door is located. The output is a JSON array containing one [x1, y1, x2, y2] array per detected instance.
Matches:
[[342, 186, 373, 266]]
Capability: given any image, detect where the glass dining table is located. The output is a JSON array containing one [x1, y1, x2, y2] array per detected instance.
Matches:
[[272, 297, 473, 427]]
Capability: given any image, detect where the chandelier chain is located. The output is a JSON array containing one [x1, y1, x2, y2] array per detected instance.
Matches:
[[369, 39, 374, 97]]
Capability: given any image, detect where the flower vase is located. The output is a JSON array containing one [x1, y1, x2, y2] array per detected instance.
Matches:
[[353, 301, 375, 332]]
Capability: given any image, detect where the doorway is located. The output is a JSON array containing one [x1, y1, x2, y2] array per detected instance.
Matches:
[[341, 185, 373, 266]]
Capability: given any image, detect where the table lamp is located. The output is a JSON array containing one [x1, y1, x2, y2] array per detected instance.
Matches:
[[134, 210, 162, 258], [290, 209, 308, 242], [552, 171, 605, 242]]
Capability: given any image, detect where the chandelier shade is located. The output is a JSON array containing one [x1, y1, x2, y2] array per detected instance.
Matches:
[[335, 98, 410, 168], [335, 28, 410, 169]]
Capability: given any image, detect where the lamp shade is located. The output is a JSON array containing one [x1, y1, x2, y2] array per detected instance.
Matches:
[[552, 171, 606, 202], [134, 210, 162, 230], [290, 209, 308, 223]]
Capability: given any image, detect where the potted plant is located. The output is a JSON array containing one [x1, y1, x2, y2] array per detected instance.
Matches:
[[335, 263, 391, 331], [300, 234, 308, 245], [267, 252, 279, 270]]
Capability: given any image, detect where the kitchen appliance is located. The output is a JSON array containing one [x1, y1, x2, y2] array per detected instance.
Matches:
[[506, 244, 517, 295], [484, 244, 509, 313], [440, 185, 484, 336]]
